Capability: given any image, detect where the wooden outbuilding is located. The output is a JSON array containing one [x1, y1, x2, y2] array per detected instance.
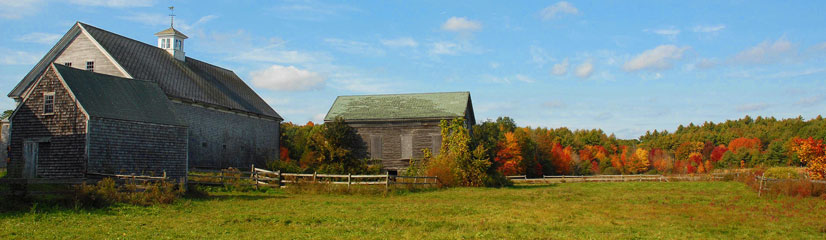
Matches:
[[324, 92, 475, 173], [7, 64, 188, 180]]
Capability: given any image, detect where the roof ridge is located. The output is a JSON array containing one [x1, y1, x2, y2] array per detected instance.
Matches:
[[337, 91, 470, 98]]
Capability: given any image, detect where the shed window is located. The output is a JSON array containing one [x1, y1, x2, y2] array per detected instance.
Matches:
[[401, 135, 413, 159], [64, 62, 71, 67], [370, 135, 382, 159], [432, 135, 442, 156], [86, 61, 94, 72], [43, 92, 55, 114]]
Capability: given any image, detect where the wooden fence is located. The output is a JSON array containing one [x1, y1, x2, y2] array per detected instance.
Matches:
[[755, 174, 826, 197], [507, 174, 733, 184], [187, 165, 439, 190]]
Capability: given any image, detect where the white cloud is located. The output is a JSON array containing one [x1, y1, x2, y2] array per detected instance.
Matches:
[[623, 45, 690, 72], [552, 58, 569, 75], [736, 103, 769, 112], [489, 62, 500, 69], [540, 1, 579, 20], [16, 32, 62, 45], [69, 0, 155, 8], [529, 45, 550, 67], [380, 37, 418, 48], [542, 101, 566, 109], [271, 1, 362, 21], [441, 17, 482, 33], [0, 48, 41, 65], [693, 24, 726, 33], [121, 13, 218, 31], [483, 74, 535, 84], [324, 38, 385, 56], [0, 0, 44, 19], [428, 41, 482, 56], [796, 95, 823, 106], [732, 38, 795, 64], [575, 61, 594, 78], [693, 58, 718, 69], [250, 65, 325, 91], [646, 27, 680, 39]]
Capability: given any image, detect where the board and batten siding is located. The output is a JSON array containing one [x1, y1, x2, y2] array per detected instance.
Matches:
[[8, 69, 87, 178]]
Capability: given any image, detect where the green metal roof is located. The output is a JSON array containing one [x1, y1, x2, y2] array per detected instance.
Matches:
[[53, 64, 184, 126], [324, 92, 473, 122]]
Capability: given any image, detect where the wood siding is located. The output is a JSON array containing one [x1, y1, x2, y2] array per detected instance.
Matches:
[[8, 69, 87, 178], [349, 121, 442, 170], [53, 33, 124, 77], [87, 117, 188, 179]]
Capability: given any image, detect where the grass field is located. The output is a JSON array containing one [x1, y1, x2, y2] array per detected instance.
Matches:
[[1, 181, 825, 239]]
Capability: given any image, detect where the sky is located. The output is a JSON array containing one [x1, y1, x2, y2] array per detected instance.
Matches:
[[1, 0, 825, 139]]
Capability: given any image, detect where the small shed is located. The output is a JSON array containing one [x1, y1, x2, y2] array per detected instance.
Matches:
[[324, 92, 475, 173], [7, 64, 188, 180]]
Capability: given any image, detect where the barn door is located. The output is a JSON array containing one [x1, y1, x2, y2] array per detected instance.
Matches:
[[23, 141, 38, 178]]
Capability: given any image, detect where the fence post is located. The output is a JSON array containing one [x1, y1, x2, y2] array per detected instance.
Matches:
[[386, 172, 390, 191], [163, 170, 167, 180], [220, 169, 225, 187], [348, 173, 352, 189], [313, 171, 317, 183], [758, 173, 764, 197], [277, 170, 282, 188]]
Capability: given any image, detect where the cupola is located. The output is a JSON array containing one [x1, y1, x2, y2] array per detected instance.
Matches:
[[155, 6, 187, 61]]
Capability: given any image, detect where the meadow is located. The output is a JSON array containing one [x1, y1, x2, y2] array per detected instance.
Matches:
[[1, 182, 825, 239]]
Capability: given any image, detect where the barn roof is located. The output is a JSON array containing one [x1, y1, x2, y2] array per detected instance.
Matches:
[[53, 64, 183, 126], [324, 92, 474, 123], [9, 22, 281, 120]]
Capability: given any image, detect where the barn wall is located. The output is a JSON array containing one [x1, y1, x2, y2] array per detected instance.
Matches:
[[347, 121, 442, 170], [171, 102, 279, 169], [53, 33, 124, 77], [8, 69, 87, 178], [86, 117, 188, 179]]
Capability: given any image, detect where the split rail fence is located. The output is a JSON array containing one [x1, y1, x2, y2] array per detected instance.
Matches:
[[187, 165, 439, 190], [507, 174, 733, 184], [755, 174, 826, 197]]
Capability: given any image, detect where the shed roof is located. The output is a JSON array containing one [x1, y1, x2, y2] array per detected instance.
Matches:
[[324, 92, 474, 122], [53, 64, 183, 126]]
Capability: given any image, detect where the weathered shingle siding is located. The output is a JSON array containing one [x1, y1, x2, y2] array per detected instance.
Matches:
[[171, 102, 279, 169], [87, 117, 187, 179], [9, 69, 87, 178], [349, 121, 442, 170]]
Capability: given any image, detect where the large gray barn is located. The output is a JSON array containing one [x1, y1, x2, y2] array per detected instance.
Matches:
[[324, 92, 475, 173], [7, 22, 282, 177]]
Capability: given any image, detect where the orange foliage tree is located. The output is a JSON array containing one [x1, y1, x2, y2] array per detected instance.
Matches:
[[791, 137, 826, 179], [495, 132, 524, 175], [550, 143, 572, 175], [728, 137, 761, 154], [627, 148, 650, 174], [710, 145, 728, 162]]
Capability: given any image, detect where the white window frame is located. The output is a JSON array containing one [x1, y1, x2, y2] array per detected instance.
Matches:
[[86, 61, 94, 72], [43, 92, 55, 115]]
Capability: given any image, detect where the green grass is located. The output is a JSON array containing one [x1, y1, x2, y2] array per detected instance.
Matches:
[[1, 182, 825, 239]]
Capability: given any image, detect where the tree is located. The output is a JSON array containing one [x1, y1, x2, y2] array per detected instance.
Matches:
[[425, 118, 492, 187], [728, 137, 761, 154], [495, 132, 524, 176], [791, 137, 826, 179], [309, 117, 369, 174], [1, 109, 12, 120]]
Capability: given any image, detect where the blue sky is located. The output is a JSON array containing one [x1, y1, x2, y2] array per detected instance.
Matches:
[[1, 0, 825, 139]]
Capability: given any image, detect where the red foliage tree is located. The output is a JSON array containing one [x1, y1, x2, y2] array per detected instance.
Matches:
[[791, 137, 826, 179], [710, 145, 728, 162], [550, 143, 572, 175]]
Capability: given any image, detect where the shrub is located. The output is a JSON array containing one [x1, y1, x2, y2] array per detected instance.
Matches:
[[763, 167, 803, 179], [74, 178, 185, 207], [602, 167, 620, 175], [266, 159, 302, 173]]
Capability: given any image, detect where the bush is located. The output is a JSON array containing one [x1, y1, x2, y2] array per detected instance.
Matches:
[[602, 167, 620, 175], [266, 159, 302, 173], [645, 169, 660, 175], [74, 178, 185, 207], [763, 167, 803, 179]]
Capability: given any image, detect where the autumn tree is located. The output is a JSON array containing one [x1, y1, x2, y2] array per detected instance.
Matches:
[[791, 137, 826, 179], [495, 132, 524, 176]]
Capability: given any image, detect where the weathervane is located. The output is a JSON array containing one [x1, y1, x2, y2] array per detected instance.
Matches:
[[168, 6, 175, 27]]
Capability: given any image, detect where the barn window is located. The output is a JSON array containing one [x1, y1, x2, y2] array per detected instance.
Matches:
[[370, 135, 382, 159], [86, 61, 94, 72], [64, 62, 71, 67], [401, 135, 413, 159], [43, 92, 55, 115]]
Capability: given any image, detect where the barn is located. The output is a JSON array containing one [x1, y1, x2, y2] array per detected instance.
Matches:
[[7, 22, 282, 177], [324, 92, 475, 173], [7, 64, 188, 180]]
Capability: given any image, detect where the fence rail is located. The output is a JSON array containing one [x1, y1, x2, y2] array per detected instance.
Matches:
[[187, 165, 439, 190], [755, 174, 826, 197], [507, 174, 734, 183]]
